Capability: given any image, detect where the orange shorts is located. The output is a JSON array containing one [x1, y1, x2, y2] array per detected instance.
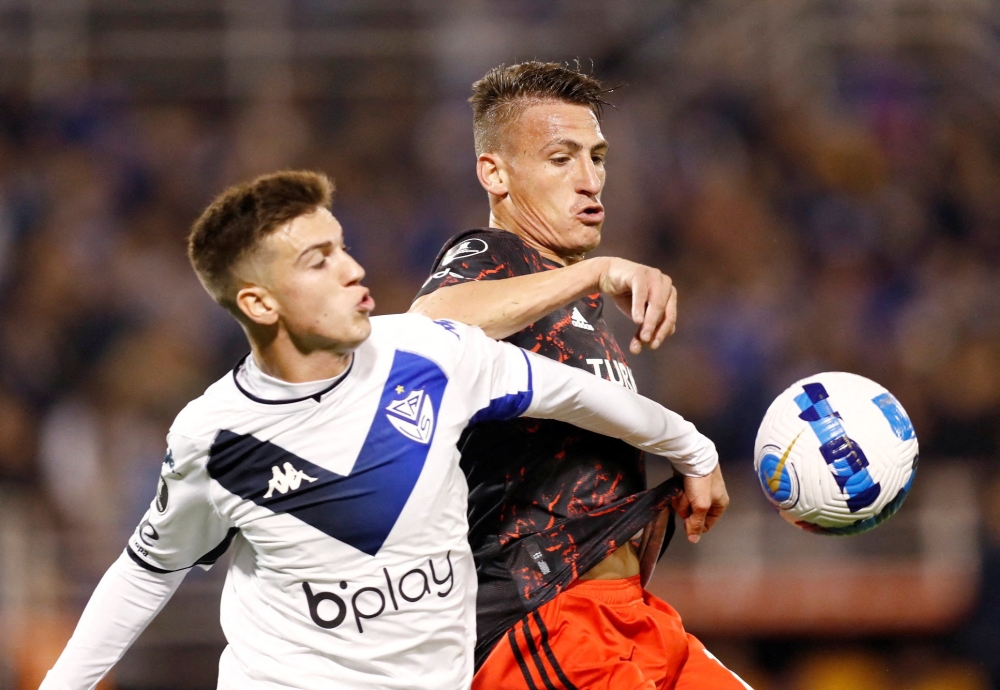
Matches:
[[473, 576, 752, 690]]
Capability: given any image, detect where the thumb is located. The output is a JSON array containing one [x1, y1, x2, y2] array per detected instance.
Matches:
[[684, 491, 710, 544], [685, 511, 707, 544], [630, 273, 648, 325]]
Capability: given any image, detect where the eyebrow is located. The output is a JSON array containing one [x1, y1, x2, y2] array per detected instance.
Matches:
[[546, 138, 609, 153]]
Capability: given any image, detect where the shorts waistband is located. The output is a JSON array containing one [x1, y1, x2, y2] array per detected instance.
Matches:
[[564, 575, 644, 605]]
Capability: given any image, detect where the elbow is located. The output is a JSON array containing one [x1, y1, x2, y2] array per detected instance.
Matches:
[[410, 294, 502, 337], [409, 294, 450, 321], [408, 295, 433, 316], [409, 291, 464, 320]]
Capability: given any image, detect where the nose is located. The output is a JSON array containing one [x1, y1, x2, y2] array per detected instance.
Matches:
[[577, 156, 602, 197], [344, 251, 366, 284]]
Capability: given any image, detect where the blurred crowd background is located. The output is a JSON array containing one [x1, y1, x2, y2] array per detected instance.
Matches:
[[1, 1, 999, 688]]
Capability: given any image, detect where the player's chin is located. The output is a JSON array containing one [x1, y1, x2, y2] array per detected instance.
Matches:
[[326, 314, 372, 350], [567, 222, 602, 253], [351, 314, 372, 342]]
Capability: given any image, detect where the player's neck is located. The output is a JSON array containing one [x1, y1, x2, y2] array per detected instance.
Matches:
[[488, 211, 585, 266], [249, 336, 353, 384]]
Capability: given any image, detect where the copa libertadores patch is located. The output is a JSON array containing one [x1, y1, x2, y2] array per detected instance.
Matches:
[[156, 477, 169, 513]]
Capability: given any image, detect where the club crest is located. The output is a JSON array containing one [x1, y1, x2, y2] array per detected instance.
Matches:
[[386, 389, 434, 444]]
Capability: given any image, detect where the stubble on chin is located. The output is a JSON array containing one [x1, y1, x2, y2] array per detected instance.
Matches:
[[570, 222, 602, 255]]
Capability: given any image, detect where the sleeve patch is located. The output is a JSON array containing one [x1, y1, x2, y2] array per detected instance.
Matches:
[[414, 230, 526, 300], [441, 238, 488, 265]]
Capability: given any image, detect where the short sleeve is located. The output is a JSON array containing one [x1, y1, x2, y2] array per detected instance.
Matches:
[[126, 431, 237, 574], [414, 229, 530, 300]]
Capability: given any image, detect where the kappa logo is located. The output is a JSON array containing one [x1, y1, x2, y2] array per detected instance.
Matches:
[[386, 388, 434, 444], [571, 307, 594, 331], [441, 238, 488, 266], [263, 462, 318, 499]]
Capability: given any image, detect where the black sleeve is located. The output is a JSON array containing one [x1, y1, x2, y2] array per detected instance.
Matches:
[[413, 229, 531, 301]]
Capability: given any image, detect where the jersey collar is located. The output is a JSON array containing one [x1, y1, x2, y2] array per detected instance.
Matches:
[[231, 353, 354, 405]]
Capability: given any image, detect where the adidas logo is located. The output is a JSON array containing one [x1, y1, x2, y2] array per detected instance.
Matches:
[[571, 307, 594, 331]]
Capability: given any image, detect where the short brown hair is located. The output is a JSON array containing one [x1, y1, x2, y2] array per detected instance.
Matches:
[[470, 61, 609, 155], [187, 170, 334, 314]]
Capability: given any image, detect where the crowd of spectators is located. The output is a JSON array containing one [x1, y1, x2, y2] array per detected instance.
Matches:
[[630, 75, 1000, 467], [0, 41, 997, 690]]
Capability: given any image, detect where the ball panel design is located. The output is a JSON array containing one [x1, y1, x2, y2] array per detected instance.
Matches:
[[756, 443, 799, 508], [755, 372, 918, 535]]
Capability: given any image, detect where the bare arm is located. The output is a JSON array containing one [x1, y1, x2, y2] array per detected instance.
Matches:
[[412, 258, 605, 340], [411, 256, 678, 353]]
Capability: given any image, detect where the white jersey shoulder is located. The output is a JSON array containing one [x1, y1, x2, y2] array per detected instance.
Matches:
[[368, 313, 471, 367], [169, 375, 245, 449]]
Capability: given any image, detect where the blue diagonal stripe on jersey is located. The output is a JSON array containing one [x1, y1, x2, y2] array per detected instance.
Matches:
[[207, 351, 448, 556]]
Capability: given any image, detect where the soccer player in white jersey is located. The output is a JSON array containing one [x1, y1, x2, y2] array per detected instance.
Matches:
[[41, 171, 720, 690]]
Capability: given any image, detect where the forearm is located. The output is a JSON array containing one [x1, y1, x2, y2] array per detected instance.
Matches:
[[524, 351, 718, 477], [410, 257, 608, 339], [41, 552, 186, 690]]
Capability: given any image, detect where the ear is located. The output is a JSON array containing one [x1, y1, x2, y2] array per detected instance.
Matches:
[[236, 285, 280, 326], [477, 153, 509, 199]]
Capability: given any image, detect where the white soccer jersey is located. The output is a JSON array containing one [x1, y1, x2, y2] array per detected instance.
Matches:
[[43, 313, 718, 690], [128, 314, 536, 689]]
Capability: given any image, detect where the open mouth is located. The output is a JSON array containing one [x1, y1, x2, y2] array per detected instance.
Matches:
[[358, 290, 375, 313], [576, 204, 605, 224]]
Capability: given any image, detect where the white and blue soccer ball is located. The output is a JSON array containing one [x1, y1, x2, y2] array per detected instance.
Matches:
[[753, 372, 918, 535]]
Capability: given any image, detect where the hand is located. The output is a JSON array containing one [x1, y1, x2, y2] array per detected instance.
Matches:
[[596, 258, 678, 354], [672, 464, 728, 544]]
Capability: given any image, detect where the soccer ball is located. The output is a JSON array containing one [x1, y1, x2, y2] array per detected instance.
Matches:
[[753, 372, 918, 535]]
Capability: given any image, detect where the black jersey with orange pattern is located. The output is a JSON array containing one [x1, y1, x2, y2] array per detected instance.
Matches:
[[415, 228, 681, 669], [416, 229, 638, 384]]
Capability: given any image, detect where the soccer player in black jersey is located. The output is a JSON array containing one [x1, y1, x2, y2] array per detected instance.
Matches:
[[411, 63, 752, 688]]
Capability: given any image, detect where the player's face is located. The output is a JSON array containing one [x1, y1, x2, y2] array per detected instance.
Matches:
[[502, 101, 607, 260], [252, 208, 374, 353]]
